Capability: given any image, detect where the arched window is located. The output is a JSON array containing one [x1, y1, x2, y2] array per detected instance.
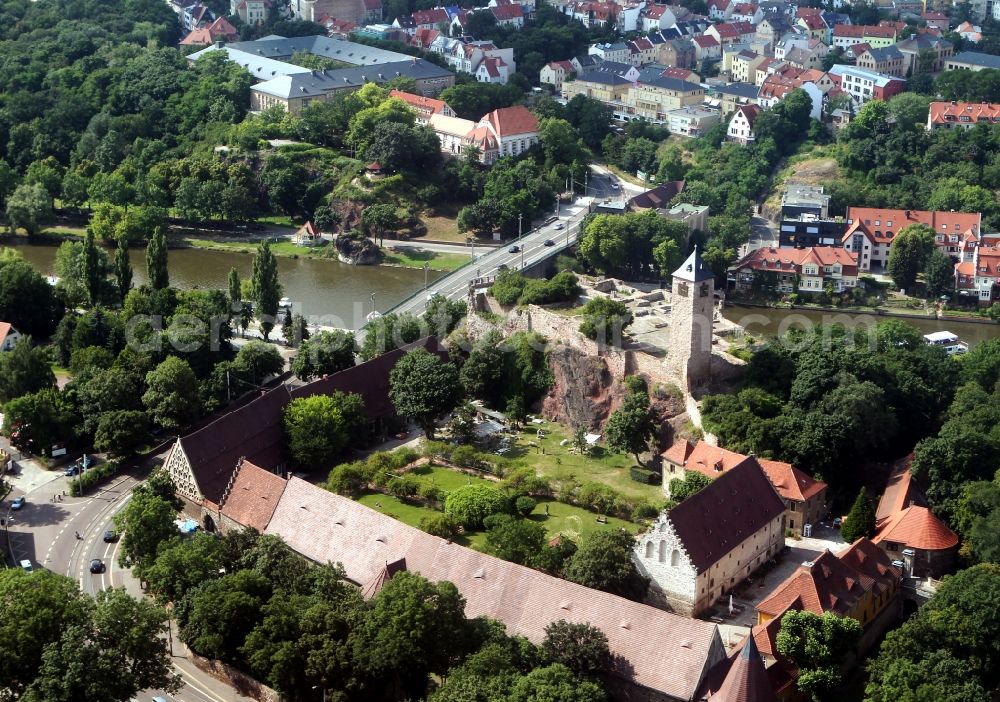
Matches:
[[671, 549, 680, 567], [658, 522, 667, 533], [645, 541, 654, 559], [658, 541, 667, 563]]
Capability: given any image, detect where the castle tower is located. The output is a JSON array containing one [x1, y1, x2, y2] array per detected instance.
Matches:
[[665, 248, 713, 390]]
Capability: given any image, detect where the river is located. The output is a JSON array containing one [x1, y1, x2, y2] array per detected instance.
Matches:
[[722, 304, 1000, 348], [8, 241, 443, 329]]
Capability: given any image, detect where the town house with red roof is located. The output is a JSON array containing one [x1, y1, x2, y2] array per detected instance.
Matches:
[[842, 206, 981, 272], [0, 322, 22, 352], [727, 103, 761, 145], [731, 246, 859, 295], [662, 439, 828, 537], [540, 60, 575, 91], [705, 21, 757, 46], [956, 238, 1000, 303], [389, 89, 454, 124], [634, 457, 787, 616], [927, 100, 1000, 130]]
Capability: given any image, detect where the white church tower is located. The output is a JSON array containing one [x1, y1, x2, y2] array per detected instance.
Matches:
[[665, 248, 714, 390]]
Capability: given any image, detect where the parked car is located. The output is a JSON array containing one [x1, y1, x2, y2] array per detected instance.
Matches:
[[103, 530, 119, 543], [832, 517, 842, 529], [11, 496, 25, 510], [19, 560, 32, 572], [508, 245, 520, 253], [611, 182, 619, 190], [89, 559, 105, 574], [64, 465, 80, 476], [543, 239, 555, 247]]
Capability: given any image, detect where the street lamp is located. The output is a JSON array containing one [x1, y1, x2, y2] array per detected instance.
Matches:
[[370, 292, 376, 316], [312, 686, 327, 702]]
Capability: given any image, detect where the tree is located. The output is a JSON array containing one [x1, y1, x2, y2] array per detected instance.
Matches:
[[142, 356, 201, 431], [840, 487, 876, 543], [114, 490, 178, 570], [227, 267, 241, 313], [0, 259, 59, 337], [578, 297, 633, 347], [484, 514, 546, 565], [776, 610, 861, 702], [604, 390, 654, 465], [283, 313, 309, 348], [22, 588, 180, 702], [177, 570, 271, 662], [251, 241, 281, 340], [145, 226, 169, 290], [0, 569, 91, 697], [563, 530, 648, 601], [113, 236, 132, 305], [1, 389, 77, 454], [94, 410, 149, 457], [668, 471, 712, 502], [388, 348, 462, 439], [445, 484, 509, 529], [142, 532, 227, 604], [0, 337, 55, 403], [283, 392, 365, 469], [6, 183, 52, 236], [424, 294, 466, 337], [509, 664, 607, 702], [360, 204, 399, 247], [292, 330, 356, 380], [541, 621, 610, 677], [923, 249, 954, 298], [359, 312, 422, 361], [234, 341, 284, 386], [82, 228, 103, 305], [886, 224, 934, 290]]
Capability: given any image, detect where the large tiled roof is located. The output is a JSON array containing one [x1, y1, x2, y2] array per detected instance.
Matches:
[[265, 477, 725, 700], [668, 457, 785, 573], [843, 207, 980, 245], [178, 386, 292, 504], [628, 181, 685, 210], [929, 101, 1000, 126], [758, 459, 826, 503], [483, 105, 539, 137], [389, 89, 450, 116], [875, 458, 923, 522], [755, 550, 868, 618], [711, 637, 777, 702], [219, 459, 287, 532], [873, 506, 959, 551], [836, 537, 900, 598]]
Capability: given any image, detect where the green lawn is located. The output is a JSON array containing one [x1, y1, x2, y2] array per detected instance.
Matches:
[[382, 248, 471, 272], [182, 237, 319, 257], [527, 499, 640, 542], [41, 227, 83, 239], [254, 214, 296, 227], [510, 419, 665, 506]]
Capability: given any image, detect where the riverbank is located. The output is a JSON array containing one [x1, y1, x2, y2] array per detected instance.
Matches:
[[726, 300, 999, 326]]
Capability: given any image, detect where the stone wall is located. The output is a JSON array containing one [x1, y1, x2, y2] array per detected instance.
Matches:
[[190, 652, 281, 702], [633, 515, 699, 615]]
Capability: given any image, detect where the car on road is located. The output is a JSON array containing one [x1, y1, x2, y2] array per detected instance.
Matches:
[[497, 263, 508, 271], [508, 245, 520, 253], [89, 559, 105, 574], [543, 239, 555, 247], [832, 517, 842, 529], [553, 222, 564, 230], [103, 530, 119, 543], [611, 182, 619, 190], [11, 496, 25, 510], [64, 465, 80, 476], [19, 560, 32, 572]]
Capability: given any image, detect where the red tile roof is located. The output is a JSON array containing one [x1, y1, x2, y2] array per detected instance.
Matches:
[[837, 537, 900, 598], [548, 60, 575, 72], [491, 3, 524, 20], [219, 459, 287, 532], [734, 103, 762, 126], [412, 7, 448, 25], [265, 476, 726, 701], [389, 89, 450, 116], [755, 550, 869, 618], [667, 457, 785, 573], [694, 35, 721, 48], [929, 101, 1000, 127], [629, 181, 685, 210], [758, 459, 826, 503], [875, 458, 922, 522], [873, 505, 959, 551], [798, 14, 826, 30], [843, 207, 981, 245], [0, 322, 12, 347], [484, 105, 539, 136]]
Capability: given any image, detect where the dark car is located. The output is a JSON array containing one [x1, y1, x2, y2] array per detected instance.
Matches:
[[64, 465, 80, 476], [497, 263, 509, 271], [11, 496, 25, 510], [508, 245, 520, 253], [89, 559, 105, 574], [103, 530, 119, 543], [543, 239, 555, 247]]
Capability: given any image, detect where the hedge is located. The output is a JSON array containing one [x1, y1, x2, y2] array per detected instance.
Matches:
[[629, 467, 659, 485], [69, 460, 120, 496]]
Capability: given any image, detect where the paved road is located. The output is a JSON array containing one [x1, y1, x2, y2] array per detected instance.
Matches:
[[742, 215, 779, 258], [3, 456, 254, 702], [381, 238, 495, 256]]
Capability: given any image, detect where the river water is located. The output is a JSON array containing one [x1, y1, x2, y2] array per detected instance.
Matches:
[[722, 304, 1000, 348], [9, 242, 441, 329]]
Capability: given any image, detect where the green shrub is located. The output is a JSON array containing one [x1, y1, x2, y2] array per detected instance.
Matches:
[[386, 476, 420, 499], [502, 467, 552, 495], [418, 482, 445, 505], [69, 460, 119, 497], [629, 467, 658, 484], [577, 482, 621, 515], [420, 513, 461, 539], [445, 484, 509, 529], [631, 502, 660, 520], [451, 445, 485, 470], [482, 513, 514, 530], [327, 463, 367, 496], [515, 495, 537, 516]]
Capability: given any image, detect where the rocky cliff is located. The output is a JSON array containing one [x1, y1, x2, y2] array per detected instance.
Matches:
[[334, 234, 381, 265], [541, 345, 622, 432]]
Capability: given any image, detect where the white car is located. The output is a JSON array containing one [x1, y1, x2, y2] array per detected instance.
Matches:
[[611, 182, 620, 190], [554, 222, 564, 230]]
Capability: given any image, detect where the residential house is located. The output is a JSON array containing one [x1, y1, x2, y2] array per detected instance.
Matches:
[[292, 221, 321, 245], [756, 540, 901, 634], [832, 23, 897, 49], [657, 38, 697, 68], [465, 105, 539, 164], [842, 206, 981, 270], [641, 3, 676, 31], [628, 36, 658, 66], [662, 66, 699, 81], [230, 475, 730, 702], [730, 50, 767, 82], [731, 246, 859, 294], [896, 35, 953, 74], [182, 3, 213, 30], [927, 101, 1000, 130], [781, 183, 829, 219], [758, 72, 823, 119], [429, 113, 476, 154], [234, 0, 269, 23], [705, 21, 756, 46], [773, 32, 809, 61], [956, 241, 1000, 303], [539, 60, 575, 90], [627, 75, 705, 123], [660, 203, 709, 233], [778, 214, 847, 248], [782, 45, 822, 70], [667, 105, 721, 136], [409, 27, 439, 50], [627, 181, 686, 210], [854, 45, 905, 76], [715, 81, 761, 114], [727, 103, 761, 144], [0, 322, 21, 352], [955, 21, 983, 43], [755, 15, 792, 47], [826, 65, 905, 105], [409, 7, 449, 30], [475, 56, 509, 83], [708, 0, 734, 20], [561, 67, 633, 108], [362, 0, 382, 22], [920, 11, 949, 31], [389, 89, 454, 123], [490, 1, 524, 27], [590, 41, 631, 63], [693, 34, 722, 61], [943, 50, 1000, 71], [873, 459, 959, 578], [180, 17, 239, 45], [634, 457, 786, 616], [730, 2, 760, 23], [662, 439, 827, 536], [796, 12, 828, 40]]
